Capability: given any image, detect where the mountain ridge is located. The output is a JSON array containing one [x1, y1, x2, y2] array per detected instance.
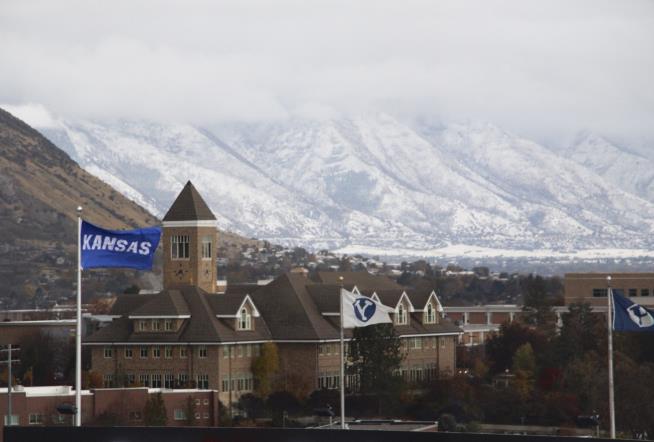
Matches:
[[36, 112, 654, 254]]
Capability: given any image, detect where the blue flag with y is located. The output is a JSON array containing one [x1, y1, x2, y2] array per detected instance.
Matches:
[[81, 220, 161, 270], [611, 289, 654, 332]]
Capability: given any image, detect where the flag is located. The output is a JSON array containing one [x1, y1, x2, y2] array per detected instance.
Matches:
[[341, 288, 394, 329], [611, 289, 654, 332], [81, 220, 161, 270]]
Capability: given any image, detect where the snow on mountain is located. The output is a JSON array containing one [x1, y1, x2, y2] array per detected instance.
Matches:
[[564, 132, 654, 203], [40, 114, 654, 253]]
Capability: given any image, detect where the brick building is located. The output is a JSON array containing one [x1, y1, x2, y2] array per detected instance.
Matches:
[[84, 181, 461, 410], [564, 272, 654, 307], [0, 386, 219, 440]]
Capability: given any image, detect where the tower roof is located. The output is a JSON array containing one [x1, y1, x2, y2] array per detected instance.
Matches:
[[162, 181, 216, 222]]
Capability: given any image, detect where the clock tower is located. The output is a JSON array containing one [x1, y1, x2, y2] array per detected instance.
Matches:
[[162, 181, 217, 293]]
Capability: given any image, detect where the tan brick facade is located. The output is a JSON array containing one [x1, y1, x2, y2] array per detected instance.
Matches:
[[163, 226, 217, 293]]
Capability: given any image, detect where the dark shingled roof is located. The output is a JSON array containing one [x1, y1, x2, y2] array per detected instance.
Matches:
[[129, 289, 191, 317], [207, 293, 252, 316], [110, 295, 156, 316], [316, 271, 402, 291], [87, 274, 460, 345], [162, 181, 216, 222]]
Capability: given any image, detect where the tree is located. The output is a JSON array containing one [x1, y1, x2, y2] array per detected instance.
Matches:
[[184, 395, 197, 426], [143, 392, 167, 426], [555, 302, 605, 366], [236, 393, 265, 420], [485, 321, 547, 374], [251, 342, 279, 397], [522, 274, 557, 336], [349, 323, 404, 414]]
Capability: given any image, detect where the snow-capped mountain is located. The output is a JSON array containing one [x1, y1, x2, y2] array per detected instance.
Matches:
[[564, 132, 654, 204], [40, 114, 654, 253]]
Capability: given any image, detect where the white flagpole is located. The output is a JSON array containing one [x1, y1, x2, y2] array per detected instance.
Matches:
[[606, 275, 615, 439], [76, 207, 82, 426], [339, 281, 345, 430]]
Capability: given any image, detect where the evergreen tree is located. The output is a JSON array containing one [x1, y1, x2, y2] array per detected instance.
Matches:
[[349, 323, 404, 414], [143, 392, 167, 426], [522, 274, 557, 336]]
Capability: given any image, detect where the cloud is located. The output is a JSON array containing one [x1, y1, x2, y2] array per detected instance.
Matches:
[[0, 0, 653, 144]]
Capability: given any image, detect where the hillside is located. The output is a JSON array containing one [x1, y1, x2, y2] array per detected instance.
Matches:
[[0, 107, 159, 306], [41, 114, 654, 254]]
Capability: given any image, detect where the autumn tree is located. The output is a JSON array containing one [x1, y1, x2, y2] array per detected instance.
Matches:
[[251, 342, 279, 397]]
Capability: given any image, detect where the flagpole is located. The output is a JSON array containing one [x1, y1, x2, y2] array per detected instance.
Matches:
[[339, 278, 345, 430], [76, 207, 82, 427], [606, 275, 615, 439]]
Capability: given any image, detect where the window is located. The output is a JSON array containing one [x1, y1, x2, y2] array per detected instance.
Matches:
[[201, 235, 212, 259], [164, 373, 175, 389], [592, 288, 608, 297], [138, 320, 147, 331], [197, 374, 209, 389], [180, 347, 188, 359], [318, 371, 340, 389], [152, 320, 161, 331], [28, 414, 43, 425], [221, 378, 230, 392], [629, 288, 638, 297], [203, 399, 209, 406], [127, 374, 135, 386], [203, 412, 209, 419], [164, 346, 173, 359], [198, 346, 207, 358], [223, 346, 229, 359], [174, 409, 187, 421], [151, 374, 162, 388], [642, 289, 650, 297], [396, 303, 408, 325], [171, 235, 190, 260], [152, 346, 161, 359], [164, 320, 173, 331], [124, 347, 133, 359], [103, 374, 114, 388], [195, 399, 201, 406], [237, 308, 252, 330], [103, 346, 113, 358], [425, 303, 436, 324], [195, 412, 201, 420], [139, 374, 150, 387], [237, 345, 244, 358], [178, 373, 189, 387], [253, 344, 260, 357], [246, 344, 252, 358], [410, 337, 422, 350], [4, 415, 19, 426], [440, 338, 446, 348], [140, 346, 148, 358]]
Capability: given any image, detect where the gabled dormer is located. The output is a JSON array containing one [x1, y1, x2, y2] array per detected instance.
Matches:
[[214, 294, 261, 331], [394, 291, 415, 326], [422, 291, 443, 325]]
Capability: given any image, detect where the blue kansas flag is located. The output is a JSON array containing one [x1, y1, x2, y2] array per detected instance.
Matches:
[[612, 289, 654, 332], [81, 220, 161, 270]]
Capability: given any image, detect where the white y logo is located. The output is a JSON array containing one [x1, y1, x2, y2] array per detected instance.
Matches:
[[354, 299, 374, 322]]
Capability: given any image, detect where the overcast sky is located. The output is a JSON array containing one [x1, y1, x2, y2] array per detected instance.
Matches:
[[1, 0, 653, 146]]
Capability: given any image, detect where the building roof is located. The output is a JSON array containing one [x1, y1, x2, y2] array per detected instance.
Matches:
[[162, 181, 216, 222], [86, 273, 461, 345], [316, 271, 402, 291], [129, 289, 191, 317]]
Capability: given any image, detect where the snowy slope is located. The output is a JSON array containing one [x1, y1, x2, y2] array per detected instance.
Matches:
[[564, 132, 654, 203], [41, 115, 654, 252]]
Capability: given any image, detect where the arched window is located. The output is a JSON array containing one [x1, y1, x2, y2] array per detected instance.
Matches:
[[425, 303, 435, 324], [396, 303, 408, 325], [238, 308, 251, 330]]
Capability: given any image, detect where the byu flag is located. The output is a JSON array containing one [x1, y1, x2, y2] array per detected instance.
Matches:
[[81, 220, 161, 270], [341, 289, 394, 329], [612, 289, 654, 332]]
